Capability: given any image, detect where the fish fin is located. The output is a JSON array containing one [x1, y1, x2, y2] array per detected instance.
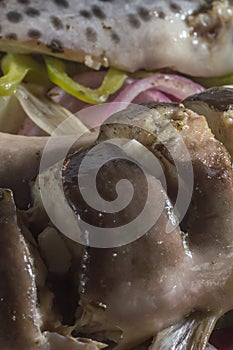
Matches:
[[149, 312, 219, 350]]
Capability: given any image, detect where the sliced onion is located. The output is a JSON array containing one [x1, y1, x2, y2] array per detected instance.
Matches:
[[133, 88, 172, 104], [113, 73, 204, 105], [49, 72, 204, 131], [15, 84, 89, 136]]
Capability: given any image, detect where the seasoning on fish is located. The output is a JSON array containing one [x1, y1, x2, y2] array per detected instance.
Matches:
[[0, 1, 233, 76]]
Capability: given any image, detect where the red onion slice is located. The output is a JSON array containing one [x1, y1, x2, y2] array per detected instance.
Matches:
[[48, 71, 204, 131], [113, 73, 204, 104], [133, 88, 172, 104]]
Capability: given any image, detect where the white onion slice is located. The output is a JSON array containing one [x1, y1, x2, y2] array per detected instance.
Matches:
[[15, 84, 89, 136]]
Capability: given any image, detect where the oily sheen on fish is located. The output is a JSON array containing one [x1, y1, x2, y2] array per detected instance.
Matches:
[[68, 103, 233, 349], [0, 0, 233, 76], [0, 188, 105, 350]]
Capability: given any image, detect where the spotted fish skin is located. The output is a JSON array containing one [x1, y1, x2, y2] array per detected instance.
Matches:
[[0, 0, 233, 76]]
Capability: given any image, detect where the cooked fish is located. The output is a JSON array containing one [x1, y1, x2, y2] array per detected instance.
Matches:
[[0, 188, 105, 350], [0, 188, 43, 349], [62, 102, 233, 349], [0, 131, 96, 208], [0, 1, 233, 76], [2, 100, 233, 349], [183, 87, 233, 157]]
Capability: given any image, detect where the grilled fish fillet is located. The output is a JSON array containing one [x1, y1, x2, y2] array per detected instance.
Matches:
[[0, 0, 233, 76]]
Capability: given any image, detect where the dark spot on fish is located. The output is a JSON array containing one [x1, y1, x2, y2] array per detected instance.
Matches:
[[111, 31, 120, 44], [98, 0, 113, 2], [5, 32, 18, 40], [170, 3, 182, 13], [7, 11, 23, 23], [86, 27, 97, 43], [157, 10, 165, 19], [92, 5, 106, 19], [128, 14, 141, 29], [28, 29, 41, 39], [66, 24, 70, 30], [79, 10, 92, 19], [35, 150, 41, 160], [137, 7, 152, 22], [48, 39, 64, 53], [25, 7, 40, 17], [53, 0, 69, 8], [17, 0, 30, 4], [50, 15, 64, 30]]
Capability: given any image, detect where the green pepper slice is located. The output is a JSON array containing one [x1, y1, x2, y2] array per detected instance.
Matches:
[[45, 55, 127, 104]]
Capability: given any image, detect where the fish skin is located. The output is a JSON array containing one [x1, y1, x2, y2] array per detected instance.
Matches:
[[0, 188, 106, 350], [183, 87, 233, 158], [72, 103, 233, 349], [0, 0, 233, 76], [0, 188, 44, 349]]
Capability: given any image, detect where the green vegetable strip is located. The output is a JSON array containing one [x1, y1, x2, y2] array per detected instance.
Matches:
[[0, 54, 29, 95], [45, 56, 127, 104], [0, 54, 51, 96], [194, 73, 233, 88]]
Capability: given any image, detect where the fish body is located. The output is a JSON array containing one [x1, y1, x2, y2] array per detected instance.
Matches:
[[1, 99, 233, 349], [183, 87, 233, 158], [0, 0, 233, 76], [67, 103, 233, 349], [0, 188, 105, 350]]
